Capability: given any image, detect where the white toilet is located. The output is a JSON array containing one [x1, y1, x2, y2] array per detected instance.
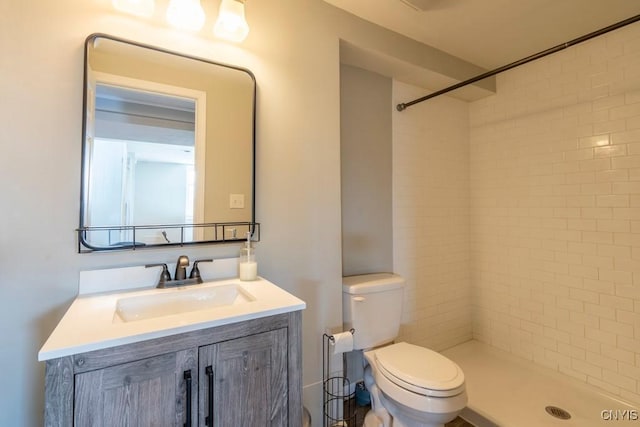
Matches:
[[343, 273, 467, 427]]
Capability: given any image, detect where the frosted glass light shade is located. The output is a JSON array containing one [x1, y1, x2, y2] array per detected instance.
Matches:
[[166, 0, 206, 31], [214, 0, 249, 42], [112, 0, 155, 17]]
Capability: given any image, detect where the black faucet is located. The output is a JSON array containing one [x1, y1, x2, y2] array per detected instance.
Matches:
[[145, 256, 213, 288], [174, 255, 190, 281]]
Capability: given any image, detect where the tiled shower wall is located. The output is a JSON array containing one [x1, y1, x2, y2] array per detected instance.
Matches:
[[392, 81, 472, 351], [469, 23, 640, 404]]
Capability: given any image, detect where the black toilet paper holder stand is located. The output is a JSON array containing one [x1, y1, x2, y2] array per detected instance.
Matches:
[[322, 329, 356, 427]]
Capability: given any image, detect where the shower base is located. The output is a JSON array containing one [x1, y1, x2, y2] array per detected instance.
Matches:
[[442, 340, 638, 427]]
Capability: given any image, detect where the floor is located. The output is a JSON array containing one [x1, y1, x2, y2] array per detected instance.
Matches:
[[445, 417, 476, 427]]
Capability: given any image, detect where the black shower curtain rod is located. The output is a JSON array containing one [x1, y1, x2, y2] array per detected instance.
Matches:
[[396, 14, 640, 112]]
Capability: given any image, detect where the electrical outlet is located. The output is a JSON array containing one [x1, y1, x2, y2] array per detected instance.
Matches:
[[229, 194, 245, 209]]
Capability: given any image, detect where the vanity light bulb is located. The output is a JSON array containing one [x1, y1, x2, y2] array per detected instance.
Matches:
[[214, 0, 249, 43], [166, 0, 206, 31], [112, 0, 155, 18]]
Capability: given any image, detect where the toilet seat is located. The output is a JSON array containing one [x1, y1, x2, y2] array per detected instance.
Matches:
[[374, 342, 465, 398]]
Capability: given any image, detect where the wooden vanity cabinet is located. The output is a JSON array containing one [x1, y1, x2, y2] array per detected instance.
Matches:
[[198, 329, 288, 426], [74, 348, 198, 425], [44, 311, 302, 427]]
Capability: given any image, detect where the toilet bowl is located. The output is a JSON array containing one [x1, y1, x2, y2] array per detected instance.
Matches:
[[363, 343, 467, 427], [343, 273, 467, 427]]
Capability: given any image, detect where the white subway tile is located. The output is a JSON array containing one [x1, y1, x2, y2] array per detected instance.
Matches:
[[597, 219, 631, 233], [557, 319, 586, 338], [569, 264, 599, 279], [580, 135, 610, 148], [613, 181, 640, 194], [615, 309, 637, 326], [614, 155, 640, 169], [596, 195, 628, 207], [587, 376, 621, 395], [584, 255, 614, 270], [628, 115, 640, 130], [596, 169, 629, 182], [580, 158, 612, 171], [572, 358, 603, 378], [581, 207, 613, 219], [566, 195, 596, 207], [585, 327, 617, 346], [566, 171, 595, 184], [601, 343, 635, 364], [617, 335, 640, 353], [611, 103, 640, 120], [570, 311, 600, 329], [600, 292, 635, 309], [613, 232, 640, 246], [615, 284, 640, 299], [582, 231, 614, 244], [612, 129, 640, 145], [596, 243, 631, 258], [584, 302, 616, 320], [586, 351, 619, 371], [600, 318, 635, 338], [559, 365, 588, 382], [603, 369, 638, 393], [556, 296, 585, 312], [571, 334, 602, 354], [593, 119, 627, 135], [565, 148, 595, 161], [583, 278, 616, 295], [594, 145, 628, 158]]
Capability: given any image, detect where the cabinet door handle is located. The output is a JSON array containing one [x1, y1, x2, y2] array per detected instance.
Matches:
[[205, 366, 214, 426], [184, 370, 192, 427]]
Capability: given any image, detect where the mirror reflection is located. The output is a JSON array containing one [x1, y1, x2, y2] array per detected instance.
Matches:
[[79, 34, 256, 251]]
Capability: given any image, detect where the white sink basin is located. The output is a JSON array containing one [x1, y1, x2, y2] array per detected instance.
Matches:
[[115, 283, 255, 322]]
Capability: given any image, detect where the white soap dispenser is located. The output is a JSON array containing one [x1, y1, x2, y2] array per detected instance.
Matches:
[[239, 231, 257, 281]]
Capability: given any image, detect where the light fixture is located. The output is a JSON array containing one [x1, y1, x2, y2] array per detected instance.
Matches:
[[214, 0, 249, 43], [112, 0, 155, 18], [166, 0, 206, 31]]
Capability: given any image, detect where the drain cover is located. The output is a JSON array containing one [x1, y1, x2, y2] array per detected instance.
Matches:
[[545, 406, 571, 420]]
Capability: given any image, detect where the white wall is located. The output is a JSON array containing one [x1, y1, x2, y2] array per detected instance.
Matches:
[[470, 22, 640, 404]]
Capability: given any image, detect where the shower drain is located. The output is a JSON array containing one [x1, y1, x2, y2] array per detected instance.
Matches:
[[545, 406, 572, 420]]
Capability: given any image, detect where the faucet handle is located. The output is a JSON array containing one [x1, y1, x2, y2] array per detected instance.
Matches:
[[189, 259, 214, 282], [145, 263, 171, 286]]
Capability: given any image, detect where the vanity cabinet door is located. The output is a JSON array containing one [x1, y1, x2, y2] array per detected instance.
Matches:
[[74, 349, 197, 426], [198, 329, 288, 427]]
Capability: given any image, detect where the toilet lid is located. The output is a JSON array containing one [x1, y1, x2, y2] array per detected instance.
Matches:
[[374, 342, 465, 395]]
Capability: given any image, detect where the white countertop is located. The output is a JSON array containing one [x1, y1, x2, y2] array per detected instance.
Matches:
[[38, 277, 306, 361]]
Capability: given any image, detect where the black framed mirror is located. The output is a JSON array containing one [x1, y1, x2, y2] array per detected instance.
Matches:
[[78, 34, 257, 252]]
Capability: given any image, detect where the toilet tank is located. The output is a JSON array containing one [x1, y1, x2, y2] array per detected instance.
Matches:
[[342, 273, 405, 350]]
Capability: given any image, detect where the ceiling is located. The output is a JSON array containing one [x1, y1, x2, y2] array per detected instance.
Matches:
[[325, 0, 640, 70]]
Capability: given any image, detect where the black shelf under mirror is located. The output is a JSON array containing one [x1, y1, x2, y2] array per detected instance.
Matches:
[[77, 222, 260, 253]]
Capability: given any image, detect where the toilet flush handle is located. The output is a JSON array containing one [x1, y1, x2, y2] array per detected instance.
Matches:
[[353, 296, 365, 302]]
